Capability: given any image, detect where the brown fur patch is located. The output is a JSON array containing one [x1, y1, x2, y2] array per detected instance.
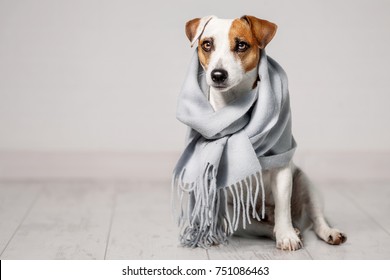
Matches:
[[197, 37, 213, 69], [185, 18, 200, 42], [241, 15, 277, 50], [229, 19, 260, 72]]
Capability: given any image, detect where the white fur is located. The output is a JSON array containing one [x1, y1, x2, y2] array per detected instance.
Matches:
[[271, 163, 303, 250], [196, 17, 346, 250]]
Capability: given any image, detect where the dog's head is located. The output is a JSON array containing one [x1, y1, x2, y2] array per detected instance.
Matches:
[[185, 15, 277, 92]]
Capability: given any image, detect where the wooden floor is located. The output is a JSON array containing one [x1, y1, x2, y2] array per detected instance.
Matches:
[[1, 181, 389, 260], [0, 152, 390, 259]]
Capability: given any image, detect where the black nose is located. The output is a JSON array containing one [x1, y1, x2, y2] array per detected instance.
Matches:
[[211, 69, 228, 83]]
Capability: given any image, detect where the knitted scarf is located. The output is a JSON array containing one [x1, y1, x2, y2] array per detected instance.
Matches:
[[172, 49, 297, 248]]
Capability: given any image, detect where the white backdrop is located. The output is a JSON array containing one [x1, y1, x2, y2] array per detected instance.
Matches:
[[1, 0, 389, 153]]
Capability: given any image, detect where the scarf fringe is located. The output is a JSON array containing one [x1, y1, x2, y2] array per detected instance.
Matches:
[[172, 166, 265, 248]]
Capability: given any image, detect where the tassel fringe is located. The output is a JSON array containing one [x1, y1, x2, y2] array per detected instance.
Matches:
[[172, 165, 265, 248]]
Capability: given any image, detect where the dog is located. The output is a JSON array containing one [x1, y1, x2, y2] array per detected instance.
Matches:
[[184, 15, 346, 250]]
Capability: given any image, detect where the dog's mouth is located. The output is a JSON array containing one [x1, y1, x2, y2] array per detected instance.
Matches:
[[210, 82, 237, 92], [212, 84, 228, 90]]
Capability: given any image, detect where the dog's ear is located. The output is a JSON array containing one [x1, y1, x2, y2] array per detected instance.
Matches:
[[185, 15, 215, 47], [241, 15, 277, 49]]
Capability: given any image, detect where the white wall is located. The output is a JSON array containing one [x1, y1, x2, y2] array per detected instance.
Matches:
[[1, 0, 389, 153]]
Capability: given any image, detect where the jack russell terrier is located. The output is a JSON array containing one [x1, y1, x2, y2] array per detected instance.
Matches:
[[179, 15, 347, 251]]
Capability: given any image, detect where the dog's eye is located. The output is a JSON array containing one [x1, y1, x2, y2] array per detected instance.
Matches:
[[202, 41, 213, 52], [236, 41, 249, 52]]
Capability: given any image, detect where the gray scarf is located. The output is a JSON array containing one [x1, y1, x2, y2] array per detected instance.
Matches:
[[172, 49, 296, 248]]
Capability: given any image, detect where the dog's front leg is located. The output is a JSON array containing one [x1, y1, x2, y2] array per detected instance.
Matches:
[[271, 164, 303, 251]]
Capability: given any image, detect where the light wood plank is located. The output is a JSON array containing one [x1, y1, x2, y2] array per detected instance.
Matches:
[[0, 182, 42, 256], [344, 183, 390, 235], [105, 181, 208, 260], [1, 178, 389, 259], [1, 182, 115, 259], [303, 183, 390, 259]]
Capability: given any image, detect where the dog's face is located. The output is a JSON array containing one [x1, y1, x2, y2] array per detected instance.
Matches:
[[185, 15, 277, 92]]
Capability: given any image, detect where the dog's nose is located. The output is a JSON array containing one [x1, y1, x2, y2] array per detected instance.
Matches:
[[211, 69, 228, 83]]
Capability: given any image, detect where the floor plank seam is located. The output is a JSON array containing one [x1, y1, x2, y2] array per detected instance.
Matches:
[[0, 185, 43, 258], [303, 246, 314, 260], [103, 188, 118, 260], [342, 189, 390, 237]]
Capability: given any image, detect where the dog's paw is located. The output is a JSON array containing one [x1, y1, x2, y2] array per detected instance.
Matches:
[[275, 228, 303, 251], [326, 229, 347, 245]]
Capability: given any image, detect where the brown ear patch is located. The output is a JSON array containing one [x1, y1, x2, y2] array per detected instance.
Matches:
[[241, 15, 277, 49], [229, 19, 260, 72], [185, 18, 200, 42]]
